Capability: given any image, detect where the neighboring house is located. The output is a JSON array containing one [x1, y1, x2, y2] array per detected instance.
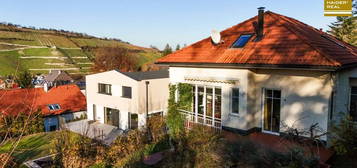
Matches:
[[0, 85, 87, 131], [36, 70, 74, 88], [86, 70, 169, 130], [0, 79, 5, 89], [156, 8, 357, 141]]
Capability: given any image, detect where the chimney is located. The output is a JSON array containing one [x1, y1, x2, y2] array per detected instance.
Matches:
[[257, 7, 265, 39], [44, 82, 48, 92]]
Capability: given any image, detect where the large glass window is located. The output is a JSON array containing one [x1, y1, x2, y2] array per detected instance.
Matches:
[[177, 84, 222, 128], [198, 86, 205, 116], [206, 87, 213, 118], [263, 89, 281, 133], [215, 88, 222, 119], [98, 83, 112, 95], [231, 88, 239, 114], [350, 87, 357, 121], [104, 107, 119, 127]]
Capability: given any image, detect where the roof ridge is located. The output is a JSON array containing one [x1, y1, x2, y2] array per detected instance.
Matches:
[[267, 12, 341, 67]]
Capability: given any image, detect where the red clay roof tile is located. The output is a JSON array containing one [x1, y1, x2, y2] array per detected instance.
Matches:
[[0, 85, 86, 116], [157, 11, 357, 68]]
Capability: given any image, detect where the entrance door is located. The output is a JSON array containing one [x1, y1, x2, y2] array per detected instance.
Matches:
[[263, 89, 281, 134], [129, 113, 138, 129], [104, 107, 120, 127]]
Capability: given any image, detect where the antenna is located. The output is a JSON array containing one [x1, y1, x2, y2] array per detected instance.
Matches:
[[211, 29, 221, 45]]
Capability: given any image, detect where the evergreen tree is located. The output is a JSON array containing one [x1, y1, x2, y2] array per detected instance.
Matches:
[[175, 44, 181, 51], [162, 44, 173, 56], [328, 1, 357, 46], [15, 70, 33, 88]]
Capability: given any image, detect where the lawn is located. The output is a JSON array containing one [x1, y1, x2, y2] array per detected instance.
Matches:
[[22, 48, 55, 56], [0, 50, 22, 75], [0, 132, 57, 164], [0, 131, 83, 166]]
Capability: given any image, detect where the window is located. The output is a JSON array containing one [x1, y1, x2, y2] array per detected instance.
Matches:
[[214, 87, 222, 119], [191, 85, 222, 125], [48, 104, 61, 111], [148, 111, 163, 118], [98, 83, 112, 95], [231, 88, 239, 114], [129, 113, 138, 129], [231, 34, 252, 48], [49, 125, 57, 131], [122, 86, 132, 98], [264, 89, 281, 133], [350, 87, 357, 121]]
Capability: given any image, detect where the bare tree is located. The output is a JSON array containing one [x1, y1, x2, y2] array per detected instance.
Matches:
[[92, 47, 139, 72]]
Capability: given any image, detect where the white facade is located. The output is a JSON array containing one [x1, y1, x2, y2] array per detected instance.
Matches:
[[170, 67, 338, 140], [86, 70, 169, 130]]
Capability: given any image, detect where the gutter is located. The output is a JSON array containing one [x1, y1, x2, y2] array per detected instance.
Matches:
[[155, 62, 339, 72]]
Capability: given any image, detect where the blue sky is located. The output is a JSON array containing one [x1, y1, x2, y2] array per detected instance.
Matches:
[[0, 0, 336, 49]]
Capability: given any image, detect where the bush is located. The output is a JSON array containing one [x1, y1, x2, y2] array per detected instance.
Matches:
[[160, 125, 225, 168], [331, 115, 357, 155], [147, 115, 167, 143], [51, 131, 105, 168], [106, 129, 147, 166], [0, 153, 17, 168], [0, 110, 44, 141]]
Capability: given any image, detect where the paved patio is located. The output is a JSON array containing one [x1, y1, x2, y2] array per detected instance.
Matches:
[[64, 120, 123, 145]]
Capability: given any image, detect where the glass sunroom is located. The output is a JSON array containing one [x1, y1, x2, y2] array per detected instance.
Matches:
[[176, 83, 222, 129]]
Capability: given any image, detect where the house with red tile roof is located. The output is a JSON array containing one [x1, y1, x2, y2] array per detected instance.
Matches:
[[0, 84, 87, 131], [156, 8, 357, 141]]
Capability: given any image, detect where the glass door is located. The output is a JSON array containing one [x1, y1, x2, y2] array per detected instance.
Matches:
[[263, 89, 281, 134], [197, 86, 205, 124], [104, 107, 120, 127]]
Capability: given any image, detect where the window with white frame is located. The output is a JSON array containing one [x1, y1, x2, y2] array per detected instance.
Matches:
[[231, 88, 239, 114], [48, 104, 61, 111]]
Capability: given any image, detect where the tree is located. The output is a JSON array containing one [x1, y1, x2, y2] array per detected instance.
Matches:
[[15, 70, 33, 88], [328, 1, 357, 46], [92, 47, 138, 72], [162, 44, 173, 56], [175, 44, 181, 51]]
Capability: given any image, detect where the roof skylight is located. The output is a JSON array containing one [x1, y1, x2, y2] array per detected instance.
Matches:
[[48, 104, 61, 110], [231, 34, 252, 48]]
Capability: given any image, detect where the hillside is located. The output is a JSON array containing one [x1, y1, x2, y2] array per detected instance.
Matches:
[[0, 23, 162, 76]]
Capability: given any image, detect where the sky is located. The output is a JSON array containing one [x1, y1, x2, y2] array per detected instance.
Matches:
[[0, 0, 337, 50]]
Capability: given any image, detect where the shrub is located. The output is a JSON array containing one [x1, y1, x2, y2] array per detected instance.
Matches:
[[106, 129, 147, 166], [0, 153, 17, 168], [331, 115, 357, 155], [147, 115, 167, 143], [51, 131, 104, 168], [0, 110, 44, 141]]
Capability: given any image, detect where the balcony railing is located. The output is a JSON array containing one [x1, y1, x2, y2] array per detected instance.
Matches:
[[178, 109, 222, 131]]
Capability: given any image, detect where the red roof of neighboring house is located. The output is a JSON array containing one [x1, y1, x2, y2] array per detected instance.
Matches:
[[157, 11, 357, 69], [0, 85, 86, 116]]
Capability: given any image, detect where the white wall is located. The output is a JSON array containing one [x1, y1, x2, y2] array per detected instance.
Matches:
[[169, 67, 249, 130], [334, 67, 357, 121], [86, 70, 138, 130], [170, 67, 333, 140], [248, 69, 333, 140], [86, 70, 169, 130]]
